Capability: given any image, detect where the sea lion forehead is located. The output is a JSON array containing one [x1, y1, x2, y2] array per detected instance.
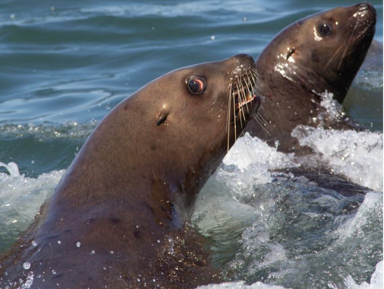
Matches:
[[176, 60, 241, 82], [152, 60, 226, 87], [304, 3, 375, 27], [146, 55, 255, 97]]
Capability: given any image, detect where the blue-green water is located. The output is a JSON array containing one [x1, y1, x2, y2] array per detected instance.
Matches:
[[0, 0, 382, 178], [0, 1, 382, 288]]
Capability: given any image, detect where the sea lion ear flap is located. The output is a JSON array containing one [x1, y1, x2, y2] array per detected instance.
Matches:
[[156, 113, 168, 126], [156, 104, 170, 126]]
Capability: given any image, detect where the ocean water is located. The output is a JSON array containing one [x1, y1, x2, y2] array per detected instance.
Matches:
[[0, 0, 382, 288]]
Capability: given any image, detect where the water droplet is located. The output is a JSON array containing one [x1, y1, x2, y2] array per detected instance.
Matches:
[[110, 251, 114, 254], [58, 240, 62, 245], [23, 262, 31, 270], [10, 14, 15, 19], [52, 269, 56, 275], [243, 17, 248, 22], [210, 35, 215, 40], [91, 250, 95, 255], [31, 240, 37, 247], [76, 242, 81, 248]]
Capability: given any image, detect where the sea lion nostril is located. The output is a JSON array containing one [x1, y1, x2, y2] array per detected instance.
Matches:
[[357, 2, 376, 16], [357, 3, 368, 9]]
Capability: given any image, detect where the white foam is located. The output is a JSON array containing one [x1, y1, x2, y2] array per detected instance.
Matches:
[[0, 162, 64, 243], [0, 120, 97, 140], [194, 125, 382, 289], [193, 134, 297, 236], [339, 192, 383, 289], [292, 126, 383, 191], [222, 134, 296, 172], [336, 192, 382, 240], [0, 162, 20, 177], [344, 261, 383, 289], [196, 281, 288, 289]]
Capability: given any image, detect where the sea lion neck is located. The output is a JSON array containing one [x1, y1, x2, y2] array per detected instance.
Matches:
[[48, 94, 222, 228]]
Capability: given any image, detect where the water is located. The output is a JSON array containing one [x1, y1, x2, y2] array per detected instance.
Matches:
[[0, 0, 382, 288]]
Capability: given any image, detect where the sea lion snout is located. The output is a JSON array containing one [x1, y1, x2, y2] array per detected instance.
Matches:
[[351, 2, 376, 27], [233, 53, 255, 64], [225, 54, 256, 72]]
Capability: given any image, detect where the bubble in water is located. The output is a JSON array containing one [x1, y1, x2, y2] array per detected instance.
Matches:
[[31, 240, 37, 247], [23, 262, 31, 270], [76, 242, 81, 248]]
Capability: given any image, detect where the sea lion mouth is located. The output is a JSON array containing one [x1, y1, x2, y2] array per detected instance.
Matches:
[[235, 89, 258, 110], [226, 65, 260, 150]]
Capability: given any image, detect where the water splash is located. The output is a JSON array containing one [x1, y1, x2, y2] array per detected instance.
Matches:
[[0, 162, 64, 252], [292, 126, 383, 191]]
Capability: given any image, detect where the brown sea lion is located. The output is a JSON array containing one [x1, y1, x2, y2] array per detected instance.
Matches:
[[247, 2, 376, 152], [0, 54, 260, 288]]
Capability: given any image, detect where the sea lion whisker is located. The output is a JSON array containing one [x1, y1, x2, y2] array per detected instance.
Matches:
[[325, 41, 346, 69], [244, 74, 255, 113], [226, 87, 232, 152], [338, 33, 354, 69], [236, 78, 245, 104], [235, 78, 246, 112], [251, 69, 262, 95], [253, 114, 271, 136], [256, 112, 269, 125], [239, 76, 250, 114], [236, 78, 247, 127], [232, 83, 237, 142]]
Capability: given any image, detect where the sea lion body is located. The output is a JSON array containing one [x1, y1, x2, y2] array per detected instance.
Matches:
[[247, 3, 376, 152], [0, 55, 260, 288]]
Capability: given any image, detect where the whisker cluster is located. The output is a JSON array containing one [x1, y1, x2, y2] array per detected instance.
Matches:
[[226, 67, 260, 151]]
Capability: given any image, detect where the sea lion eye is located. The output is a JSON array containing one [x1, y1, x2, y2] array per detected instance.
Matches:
[[187, 77, 206, 95], [318, 23, 332, 36]]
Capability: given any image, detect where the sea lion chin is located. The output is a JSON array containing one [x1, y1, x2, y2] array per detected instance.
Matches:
[[247, 2, 376, 152], [0, 54, 261, 288]]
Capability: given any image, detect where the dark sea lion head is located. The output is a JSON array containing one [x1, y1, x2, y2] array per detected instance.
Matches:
[[257, 2, 376, 104], [247, 3, 376, 152]]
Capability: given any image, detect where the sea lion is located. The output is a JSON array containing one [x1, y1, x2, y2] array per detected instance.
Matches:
[[247, 2, 376, 152], [0, 54, 260, 288]]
